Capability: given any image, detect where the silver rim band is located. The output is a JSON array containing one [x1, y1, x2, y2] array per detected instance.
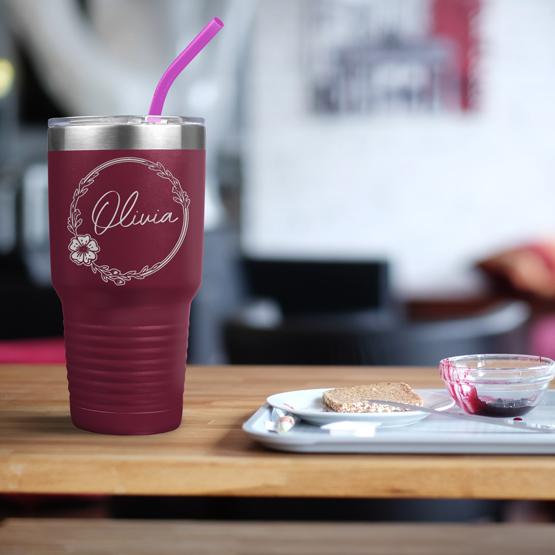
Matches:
[[48, 115, 205, 151]]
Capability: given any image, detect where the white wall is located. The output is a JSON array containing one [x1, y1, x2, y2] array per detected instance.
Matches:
[[243, 0, 555, 297]]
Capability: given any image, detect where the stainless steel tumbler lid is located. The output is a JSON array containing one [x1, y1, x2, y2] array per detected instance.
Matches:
[[48, 115, 205, 151]]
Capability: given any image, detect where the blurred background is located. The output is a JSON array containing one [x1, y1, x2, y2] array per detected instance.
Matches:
[[2, 0, 555, 367], [2, 0, 555, 525]]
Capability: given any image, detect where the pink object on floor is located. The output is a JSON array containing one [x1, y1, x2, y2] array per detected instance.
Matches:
[[0, 338, 65, 364]]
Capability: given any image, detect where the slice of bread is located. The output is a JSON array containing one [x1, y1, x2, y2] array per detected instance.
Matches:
[[322, 383, 423, 413]]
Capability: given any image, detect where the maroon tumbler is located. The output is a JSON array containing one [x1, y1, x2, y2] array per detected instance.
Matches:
[[48, 116, 205, 434]]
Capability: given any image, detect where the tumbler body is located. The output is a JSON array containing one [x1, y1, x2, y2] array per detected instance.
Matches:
[[48, 116, 205, 434]]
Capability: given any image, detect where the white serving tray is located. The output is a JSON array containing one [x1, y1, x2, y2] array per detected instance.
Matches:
[[243, 389, 555, 454]]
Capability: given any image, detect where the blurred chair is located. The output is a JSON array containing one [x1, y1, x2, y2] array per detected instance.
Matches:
[[224, 300, 531, 365], [242, 258, 398, 317]]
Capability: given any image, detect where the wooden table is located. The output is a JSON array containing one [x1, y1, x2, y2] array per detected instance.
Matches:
[[1, 364, 555, 499], [2, 519, 555, 555]]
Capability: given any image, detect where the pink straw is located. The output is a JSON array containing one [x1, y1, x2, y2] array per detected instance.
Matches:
[[148, 17, 224, 117]]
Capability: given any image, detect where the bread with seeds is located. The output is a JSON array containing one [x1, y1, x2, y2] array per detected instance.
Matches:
[[322, 383, 422, 413]]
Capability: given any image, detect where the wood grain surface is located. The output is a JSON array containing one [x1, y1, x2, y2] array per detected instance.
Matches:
[[1, 364, 555, 499], [1, 519, 555, 555]]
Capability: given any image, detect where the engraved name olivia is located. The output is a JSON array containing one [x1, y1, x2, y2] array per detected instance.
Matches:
[[91, 190, 179, 236]]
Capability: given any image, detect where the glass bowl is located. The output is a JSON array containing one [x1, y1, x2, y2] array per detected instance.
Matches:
[[439, 354, 555, 417]]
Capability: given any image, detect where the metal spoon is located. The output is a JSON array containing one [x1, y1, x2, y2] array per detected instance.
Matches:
[[368, 399, 555, 433]]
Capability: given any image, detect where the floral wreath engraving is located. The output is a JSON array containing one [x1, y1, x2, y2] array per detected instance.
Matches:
[[67, 157, 190, 286]]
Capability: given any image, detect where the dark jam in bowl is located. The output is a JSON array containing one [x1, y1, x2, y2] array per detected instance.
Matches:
[[472, 398, 534, 417]]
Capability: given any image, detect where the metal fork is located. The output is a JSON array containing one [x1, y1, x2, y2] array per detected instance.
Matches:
[[368, 399, 555, 433]]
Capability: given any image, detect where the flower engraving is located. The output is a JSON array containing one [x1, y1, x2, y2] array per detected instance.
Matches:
[[68, 234, 100, 266]]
